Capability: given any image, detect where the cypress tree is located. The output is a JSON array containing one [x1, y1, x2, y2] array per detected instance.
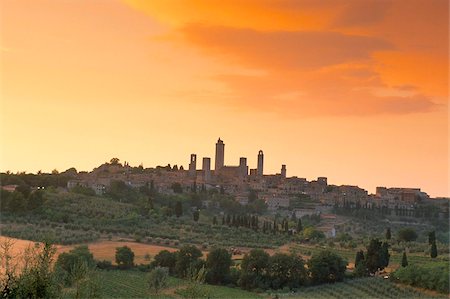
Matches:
[[401, 252, 408, 267], [297, 219, 303, 232], [430, 241, 438, 258], [381, 242, 390, 268], [355, 250, 365, 268], [175, 201, 183, 218], [428, 231, 436, 245], [386, 228, 391, 240]]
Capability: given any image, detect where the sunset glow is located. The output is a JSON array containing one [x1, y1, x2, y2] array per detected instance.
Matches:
[[1, 0, 448, 196]]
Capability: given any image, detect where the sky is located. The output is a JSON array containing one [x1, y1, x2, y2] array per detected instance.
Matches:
[[0, 0, 448, 197]]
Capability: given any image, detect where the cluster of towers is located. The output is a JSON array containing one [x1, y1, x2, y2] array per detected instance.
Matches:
[[188, 138, 286, 182]]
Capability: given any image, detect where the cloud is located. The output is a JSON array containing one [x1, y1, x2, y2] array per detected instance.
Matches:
[[332, 0, 392, 27], [181, 24, 393, 70], [213, 69, 437, 117]]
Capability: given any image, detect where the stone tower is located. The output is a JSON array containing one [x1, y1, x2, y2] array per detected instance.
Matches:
[[281, 164, 286, 178], [188, 154, 197, 177], [239, 157, 248, 177], [257, 150, 264, 176], [202, 157, 211, 182], [215, 138, 225, 171]]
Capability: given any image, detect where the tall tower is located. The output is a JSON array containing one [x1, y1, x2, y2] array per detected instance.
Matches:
[[281, 164, 286, 178], [239, 157, 248, 177], [202, 157, 211, 182], [188, 154, 197, 177], [215, 138, 225, 171], [257, 150, 264, 176]]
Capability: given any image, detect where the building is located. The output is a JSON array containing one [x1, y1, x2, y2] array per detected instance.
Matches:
[[257, 150, 264, 176], [239, 157, 248, 177], [202, 157, 211, 182], [215, 138, 225, 171], [188, 154, 197, 177], [281, 165, 286, 178]]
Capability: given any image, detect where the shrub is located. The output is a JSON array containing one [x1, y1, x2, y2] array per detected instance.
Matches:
[[307, 250, 347, 284]]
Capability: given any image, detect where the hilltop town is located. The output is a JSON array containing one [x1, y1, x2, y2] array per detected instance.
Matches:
[[1, 138, 449, 298], [55, 138, 448, 232]]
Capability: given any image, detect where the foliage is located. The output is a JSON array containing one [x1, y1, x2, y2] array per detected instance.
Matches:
[[7, 242, 61, 298], [147, 267, 168, 294], [401, 252, 408, 267], [205, 248, 232, 285], [151, 250, 177, 275], [115, 246, 135, 269], [385, 227, 391, 240], [267, 253, 307, 290], [55, 245, 96, 285], [302, 227, 325, 241], [175, 245, 203, 278], [365, 239, 389, 274], [291, 277, 447, 299], [307, 250, 347, 284], [392, 262, 449, 294], [175, 201, 183, 217], [397, 228, 418, 242], [238, 249, 270, 290], [428, 231, 436, 245], [431, 241, 438, 258]]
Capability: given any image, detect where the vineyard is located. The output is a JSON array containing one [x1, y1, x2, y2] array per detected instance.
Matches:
[[280, 277, 447, 299], [288, 243, 448, 267], [97, 270, 261, 298]]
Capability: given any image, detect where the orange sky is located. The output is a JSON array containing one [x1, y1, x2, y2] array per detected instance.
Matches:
[[0, 0, 448, 197]]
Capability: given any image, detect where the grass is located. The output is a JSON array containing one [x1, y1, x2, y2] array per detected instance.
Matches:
[[288, 243, 448, 269], [97, 270, 262, 298], [274, 277, 448, 299]]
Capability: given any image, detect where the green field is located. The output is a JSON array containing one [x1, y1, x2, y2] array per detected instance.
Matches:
[[63, 270, 448, 299], [95, 270, 261, 298], [275, 277, 447, 299], [288, 243, 448, 267]]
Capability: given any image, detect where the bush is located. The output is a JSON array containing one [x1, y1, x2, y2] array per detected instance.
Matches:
[[147, 267, 169, 294], [397, 228, 418, 242], [96, 260, 113, 270], [115, 246, 135, 269], [307, 250, 347, 284], [392, 262, 449, 294]]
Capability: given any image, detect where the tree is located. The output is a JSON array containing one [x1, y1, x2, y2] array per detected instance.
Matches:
[[380, 242, 390, 268], [428, 231, 436, 245], [401, 252, 408, 267], [151, 250, 177, 275], [205, 248, 232, 285], [175, 201, 183, 218], [115, 246, 134, 269], [386, 228, 391, 240], [212, 216, 217, 225], [172, 183, 183, 194], [13, 242, 61, 298], [193, 210, 200, 222], [302, 227, 325, 240], [147, 267, 168, 295], [268, 253, 307, 289], [175, 245, 202, 278], [365, 238, 389, 274], [238, 249, 270, 290], [430, 241, 438, 258], [8, 191, 27, 213], [308, 250, 347, 284], [397, 228, 418, 242], [297, 219, 303, 232], [354, 250, 365, 268], [55, 245, 95, 285], [110, 158, 120, 165]]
